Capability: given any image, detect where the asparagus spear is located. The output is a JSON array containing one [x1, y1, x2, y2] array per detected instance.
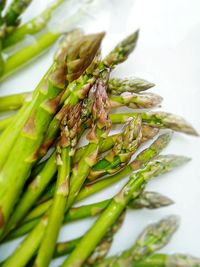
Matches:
[[108, 77, 155, 95], [2, 0, 65, 48], [62, 155, 189, 267], [0, 31, 61, 81], [0, 30, 83, 169], [1, 0, 32, 33], [20, 133, 171, 224], [110, 111, 199, 136], [88, 116, 142, 180], [0, 32, 104, 236], [6, 191, 173, 241], [0, 92, 31, 112], [34, 101, 84, 267], [109, 92, 162, 109], [92, 215, 180, 267], [132, 253, 200, 267]]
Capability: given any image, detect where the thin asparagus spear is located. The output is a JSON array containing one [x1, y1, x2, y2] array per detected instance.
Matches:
[[0, 31, 60, 81], [0, 92, 31, 112], [92, 215, 180, 267], [21, 133, 171, 224], [0, 32, 104, 237], [109, 93, 162, 109], [132, 253, 200, 267], [2, 0, 65, 48], [108, 77, 155, 95], [6, 191, 173, 241], [34, 101, 84, 267], [88, 116, 142, 180], [0, 116, 13, 132], [62, 155, 189, 267], [110, 112, 199, 136]]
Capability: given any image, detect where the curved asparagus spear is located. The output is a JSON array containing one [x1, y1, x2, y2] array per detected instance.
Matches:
[[0, 32, 104, 237], [110, 112, 199, 136], [62, 155, 189, 267], [88, 116, 142, 180], [108, 77, 155, 95], [6, 191, 173, 241], [109, 93, 162, 109], [92, 215, 180, 267], [20, 133, 171, 224], [131, 254, 200, 267]]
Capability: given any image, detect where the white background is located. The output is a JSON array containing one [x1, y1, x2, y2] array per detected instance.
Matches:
[[0, 0, 200, 266]]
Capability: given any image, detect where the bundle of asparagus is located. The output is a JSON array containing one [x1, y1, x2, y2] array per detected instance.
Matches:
[[0, 26, 199, 267]]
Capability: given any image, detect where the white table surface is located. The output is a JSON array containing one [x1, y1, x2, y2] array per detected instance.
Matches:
[[0, 0, 200, 266]]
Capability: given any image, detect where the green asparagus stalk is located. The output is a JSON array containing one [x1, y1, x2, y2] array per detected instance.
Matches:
[[0, 31, 61, 81], [2, 0, 65, 48], [109, 92, 162, 109], [132, 253, 200, 267], [88, 116, 142, 180], [6, 191, 173, 241], [108, 77, 155, 95], [1, 0, 32, 34], [62, 155, 189, 267], [0, 116, 13, 132], [0, 92, 31, 112], [34, 101, 84, 267], [0, 32, 104, 237], [92, 215, 180, 267], [0, 31, 83, 169], [110, 111, 199, 136], [20, 133, 171, 224]]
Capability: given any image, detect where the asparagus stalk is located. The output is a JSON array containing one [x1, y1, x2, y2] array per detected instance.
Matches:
[[62, 155, 189, 267], [110, 111, 199, 136], [34, 100, 84, 266], [0, 92, 31, 112], [6, 191, 173, 241], [2, 0, 65, 48], [132, 253, 200, 267], [88, 116, 142, 180], [108, 77, 155, 95], [0, 31, 83, 169], [109, 92, 162, 109], [0, 32, 104, 236], [20, 133, 171, 224], [1, 0, 32, 34], [0, 31, 61, 81], [92, 215, 180, 267], [0, 116, 13, 132]]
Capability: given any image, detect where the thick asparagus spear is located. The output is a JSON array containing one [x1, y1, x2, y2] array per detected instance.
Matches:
[[109, 92, 162, 109], [62, 155, 189, 267], [108, 77, 155, 95], [6, 191, 173, 241], [20, 133, 171, 224], [0, 32, 104, 236], [92, 215, 179, 267], [88, 116, 142, 180], [132, 253, 200, 267], [110, 111, 199, 136]]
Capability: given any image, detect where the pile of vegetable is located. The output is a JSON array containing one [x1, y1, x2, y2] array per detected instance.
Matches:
[[0, 2, 199, 267]]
